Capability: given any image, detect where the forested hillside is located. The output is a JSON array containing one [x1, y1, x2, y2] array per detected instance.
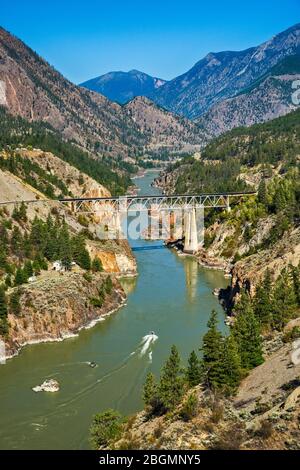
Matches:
[[0, 106, 131, 195], [159, 107, 300, 196]]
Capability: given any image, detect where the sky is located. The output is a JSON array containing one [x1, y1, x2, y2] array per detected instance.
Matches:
[[1, 0, 300, 84]]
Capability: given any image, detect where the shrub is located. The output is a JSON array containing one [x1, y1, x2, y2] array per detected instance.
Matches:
[[90, 409, 123, 449], [256, 419, 273, 439], [180, 392, 198, 421]]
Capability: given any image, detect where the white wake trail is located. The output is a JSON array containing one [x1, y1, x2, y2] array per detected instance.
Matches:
[[139, 334, 158, 357]]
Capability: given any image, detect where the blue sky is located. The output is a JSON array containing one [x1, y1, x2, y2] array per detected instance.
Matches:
[[1, 0, 299, 83]]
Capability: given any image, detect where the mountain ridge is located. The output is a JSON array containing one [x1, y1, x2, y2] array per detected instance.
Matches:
[[80, 69, 167, 104]]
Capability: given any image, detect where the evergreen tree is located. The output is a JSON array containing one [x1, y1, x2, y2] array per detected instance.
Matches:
[[253, 269, 273, 327], [9, 289, 22, 316], [291, 264, 300, 306], [142, 372, 159, 412], [201, 310, 224, 389], [257, 179, 268, 207], [59, 222, 72, 270], [14, 267, 26, 286], [92, 258, 103, 272], [233, 292, 263, 370], [158, 345, 184, 412], [0, 285, 8, 336], [72, 234, 91, 270], [221, 334, 242, 392], [23, 260, 33, 279], [271, 269, 297, 330], [186, 350, 202, 387]]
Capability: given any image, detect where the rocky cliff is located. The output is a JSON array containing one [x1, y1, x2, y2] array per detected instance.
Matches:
[[5, 272, 126, 359]]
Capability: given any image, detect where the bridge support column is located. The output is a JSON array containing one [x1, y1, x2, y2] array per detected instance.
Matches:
[[183, 208, 199, 254], [226, 196, 231, 213]]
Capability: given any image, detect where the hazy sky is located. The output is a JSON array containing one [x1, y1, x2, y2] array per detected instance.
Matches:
[[1, 0, 299, 83]]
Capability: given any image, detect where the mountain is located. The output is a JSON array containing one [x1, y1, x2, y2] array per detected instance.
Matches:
[[0, 27, 204, 160], [80, 69, 167, 104], [0, 27, 147, 159], [196, 54, 300, 137], [152, 23, 300, 119], [124, 96, 205, 153]]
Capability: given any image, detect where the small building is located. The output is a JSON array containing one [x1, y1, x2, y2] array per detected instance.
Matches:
[[28, 275, 37, 283], [52, 260, 64, 272]]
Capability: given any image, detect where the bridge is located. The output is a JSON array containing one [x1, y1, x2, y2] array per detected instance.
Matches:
[[0, 191, 256, 254]]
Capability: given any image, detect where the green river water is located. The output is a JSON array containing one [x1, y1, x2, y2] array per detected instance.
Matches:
[[0, 171, 228, 449]]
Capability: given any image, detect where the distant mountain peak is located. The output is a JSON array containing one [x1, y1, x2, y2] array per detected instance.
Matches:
[[81, 70, 167, 104]]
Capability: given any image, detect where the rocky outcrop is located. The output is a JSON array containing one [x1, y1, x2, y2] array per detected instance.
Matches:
[[88, 240, 137, 276], [231, 226, 300, 297], [4, 271, 126, 359]]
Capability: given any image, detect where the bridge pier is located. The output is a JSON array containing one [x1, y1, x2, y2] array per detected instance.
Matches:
[[226, 196, 231, 213], [183, 208, 199, 254]]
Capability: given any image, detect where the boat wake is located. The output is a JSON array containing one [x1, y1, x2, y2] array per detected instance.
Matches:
[[139, 334, 158, 357]]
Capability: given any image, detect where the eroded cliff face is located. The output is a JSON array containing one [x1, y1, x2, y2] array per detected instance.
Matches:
[[231, 226, 300, 297], [4, 272, 126, 359]]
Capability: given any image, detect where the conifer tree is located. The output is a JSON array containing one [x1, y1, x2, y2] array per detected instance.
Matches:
[[233, 292, 263, 370], [14, 268, 25, 286], [0, 285, 8, 336], [253, 269, 273, 327], [92, 258, 103, 272], [142, 372, 159, 411], [201, 310, 224, 389], [158, 345, 184, 412], [59, 222, 72, 270], [9, 289, 22, 316], [257, 179, 268, 208], [291, 264, 300, 306], [272, 269, 297, 330], [221, 334, 242, 392], [186, 350, 202, 387]]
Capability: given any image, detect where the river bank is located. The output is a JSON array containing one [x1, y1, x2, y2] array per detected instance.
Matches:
[[2, 273, 127, 362], [0, 170, 229, 450]]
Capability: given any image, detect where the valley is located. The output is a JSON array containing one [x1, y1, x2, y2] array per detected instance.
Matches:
[[0, 16, 299, 453]]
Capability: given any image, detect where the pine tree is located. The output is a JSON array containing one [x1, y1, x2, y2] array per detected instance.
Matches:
[[92, 258, 103, 272], [221, 334, 242, 392], [272, 269, 297, 330], [201, 310, 224, 389], [253, 269, 273, 327], [258, 179, 268, 208], [72, 234, 91, 270], [59, 222, 72, 270], [9, 289, 22, 316], [23, 260, 33, 279], [14, 268, 26, 286], [186, 350, 202, 387], [0, 285, 8, 336], [233, 292, 263, 370], [159, 345, 184, 412], [142, 372, 159, 412], [291, 264, 300, 306]]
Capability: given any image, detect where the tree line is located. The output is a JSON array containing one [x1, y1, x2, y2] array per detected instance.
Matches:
[[89, 263, 300, 448]]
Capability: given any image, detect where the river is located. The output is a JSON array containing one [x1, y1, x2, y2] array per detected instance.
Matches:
[[0, 171, 228, 450]]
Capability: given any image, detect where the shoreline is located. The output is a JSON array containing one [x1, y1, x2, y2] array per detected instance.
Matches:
[[1, 293, 127, 363]]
